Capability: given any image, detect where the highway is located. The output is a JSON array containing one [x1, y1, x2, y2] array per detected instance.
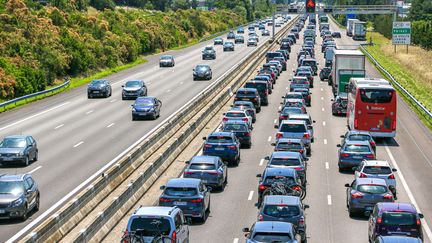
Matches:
[[0, 20, 289, 241]]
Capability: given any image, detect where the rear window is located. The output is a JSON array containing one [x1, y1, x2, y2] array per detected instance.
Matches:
[[226, 112, 245, 118], [263, 205, 300, 217], [348, 134, 371, 141], [236, 91, 256, 97], [382, 212, 417, 226], [286, 94, 303, 99], [284, 101, 303, 108], [207, 136, 234, 143], [245, 83, 267, 91], [270, 158, 301, 166], [290, 118, 311, 125], [276, 142, 302, 150], [280, 123, 306, 133], [164, 187, 197, 197], [130, 218, 171, 235], [345, 145, 371, 153], [252, 233, 292, 242], [282, 107, 303, 115], [267, 53, 282, 58], [357, 185, 388, 194], [360, 89, 394, 103], [363, 166, 392, 174], [223, 124, 248, 132], [189, 163, 216, 170], [264, 176, 295, 185], [292, 79, 308, 84]]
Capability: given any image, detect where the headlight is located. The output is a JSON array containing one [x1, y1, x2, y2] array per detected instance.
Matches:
[[132, 108, 136, 112], [193, 71, 196, 75], [11, 197, 23, 207], [19, 151, 24, 156]]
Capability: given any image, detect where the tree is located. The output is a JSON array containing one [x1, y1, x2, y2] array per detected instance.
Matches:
[[89, 0, 115, 10], [409, 0, 432, 21]]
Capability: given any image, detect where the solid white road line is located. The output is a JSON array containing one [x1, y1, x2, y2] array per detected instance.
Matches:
[[107, 123, 115, 128], [233, 238, 239, 243], [85, 110, 94, 115], [327, 195, 332, 205], [73, 141, 84, 148], [28, 166, 42, 174], [325, 162, 329, 170], [54, 124, 64, 130], [248, 191, 254, 201], [324, 139, 328, 145], [323, 121, 326, 126], [268, 136, 272, 142], [259, 159, 265, 166], [384, 144, 432, 241], [0, 102, 70, 132]]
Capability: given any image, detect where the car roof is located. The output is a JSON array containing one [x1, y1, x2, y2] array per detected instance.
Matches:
[[288, 114, 310, 119], [355, 178, 387, 186], [362, 160, 391, 167], [263, 195, 301, 205], [190, 155, 219, 164], [226, 109, 247, 114], [285, 98, 304, 102], [223, 120, 249, 125], [3, 135, 28, 139], [196, 64, 210, 67], [0, 174, 27, 181], [271, 151, 302, 158], [292, 76, 308, 80], [377, 202, 417, 213], [264, 167, 296, 177], [280, 120, 306, 125], [253, 221, 294, 233], [166, 178, 201, 188], [347, 130, 371, 136], [246, 80, 268, 84], [287, 92, 303, 95], [133, 206, 178, 217], [209, 131, 233, 137]]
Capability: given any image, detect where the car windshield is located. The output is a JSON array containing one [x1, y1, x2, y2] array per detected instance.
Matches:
[[204, 47, 213, 51], [348, 134, 371, 141], [284, 102, 303, 108], [297, 72, 311, 77], [245, 83, 267, 91], [130, 218, 171, 236], [264, 176, 295, 185], [196, 66, 209, 71], [0, 138, 27, 148], [91, 80, 105, 85], [286, 94, 303, 99], [189, 163, 216, 170], [363, 166, 392, 174], [164, 187, 197, 197], [360, 89, 394, 103], [357, 185, 388, 194], [223, 124, 248, 132], [282, 107, 303, 115], [382, 212, 417, 226], [263, 205, 300, 217], [0, 181, 24, 195], [345, 145, 371, 153], [160, 56, 172, 60], [270, 158, 301, 166], [226, 112, 245, 118], [135, 99, 154, 106], [252, 232, 292, 242], [207, 136, 234, 143], [237, 91, 256, 97], [125, 81, 142, 87]]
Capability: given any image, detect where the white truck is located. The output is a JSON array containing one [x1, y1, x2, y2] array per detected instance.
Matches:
[[353, 21, 366, 40], [331, 49, 366, 96], [346, 18, 359, 37]]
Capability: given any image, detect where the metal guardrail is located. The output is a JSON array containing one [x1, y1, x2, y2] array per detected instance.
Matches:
[[0, 78, 70, 112], [360, 44, 432, 120], [17, 17, 298, 243]]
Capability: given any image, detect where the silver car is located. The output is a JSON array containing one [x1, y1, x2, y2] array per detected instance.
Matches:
[[159, 55, 175, 67], [0, 174, 39, 220], [265, 151, 307, 186], [243, 221, 298, 243], [354, 160, 397, 197], [288, 114, 315, 143], [0, 135, 38, 166], [183, 156, 227, 190]]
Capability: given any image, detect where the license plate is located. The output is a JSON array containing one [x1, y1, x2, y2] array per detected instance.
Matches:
[[353, 156, 362, 159], [201, 180, 208, 184], [2, 158, 13, 161], [215, 148, 224, 151], [174, 201, 187, 206], [93, 91, 99, 93], [0, 209, 5, 213]]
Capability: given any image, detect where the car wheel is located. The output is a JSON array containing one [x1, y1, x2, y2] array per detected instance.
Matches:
[[236, 157, 240, 166], [33, 150, 38, 162], [247, 142, 252, 148], [224, 172, 228, 185], [338, 167, 343, 173], [34, 194, 40, 212], [152, 113, 157, 120], [348, 208, 355, 217], [23, 156, 29, 166], [122, 96, 126, 100], [88, 94, 92, 99], [132, 115, 136, 121], [21, 204, 28, 221]]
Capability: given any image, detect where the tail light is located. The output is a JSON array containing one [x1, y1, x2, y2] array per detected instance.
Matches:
[[190, 198, 203, 203], [184, 171, 194, 175], [279, 116, 288, 120], [207, 171, 219, 175], [299, 149, 304, 154], [377, 217, 382, 224], [294, 167, 302, 171], [159, 197, 172, 202], [354, 119, 358, 129], [253, 98, 257, 101], [122, 230, 129, 243], [392, 120, 396, 130], [383, 193, 393, 199], [388, 174, 395, 179], [242, 118, 249, 122], [341, 153, 350, 157], [265, 90, 268, 95], [171, 230, 177, 243], [365, 154, 375, 159], [204, 144, 212, 149], [258, 214, 263, 221], [228, 145, 237, 150], [351, 192, 364, 198], [259, 184, 268, 191], [245, 132, 251, 136], [359, 172, 367, 178], [223, 118, 228, 122], [292, 185, 301, 191], [307, 95, 311, 99], [299, 216, 305, 226], [417, 219, 421, 225], [276, 132, 283, 138], [370, 141, 376, 147], [303, 133, 310, 139]]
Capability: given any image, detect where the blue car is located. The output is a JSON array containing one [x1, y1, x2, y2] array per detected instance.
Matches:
[[237, 27, 245, 34], [203, 132, 240, 166], [131, 96, 162, 120]]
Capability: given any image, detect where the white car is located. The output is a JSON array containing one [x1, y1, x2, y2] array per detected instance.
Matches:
[[354, 160, 397, 196], [222, 109, 253, 129]]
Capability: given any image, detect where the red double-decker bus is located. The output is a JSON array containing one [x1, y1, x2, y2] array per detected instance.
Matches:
[[347, 78, 397, 138]]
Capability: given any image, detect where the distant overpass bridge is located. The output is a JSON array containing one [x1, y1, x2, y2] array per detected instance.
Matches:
[[276, 4, 397, 15]]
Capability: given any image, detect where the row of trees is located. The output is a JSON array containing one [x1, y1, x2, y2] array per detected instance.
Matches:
[[0, 0, 247, 99]]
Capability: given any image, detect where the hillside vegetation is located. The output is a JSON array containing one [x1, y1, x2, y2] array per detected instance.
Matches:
[[0, 0, 247, 100]]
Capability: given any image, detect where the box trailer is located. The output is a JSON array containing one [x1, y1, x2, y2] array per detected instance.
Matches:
[[331, 49, 366, 96]]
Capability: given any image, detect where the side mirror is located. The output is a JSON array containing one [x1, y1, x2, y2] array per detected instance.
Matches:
[[222, 113, 226, 115], [131, 104, 134, 107], [274, 124, 279, 129], [185, 161, 190, 164], [336, 144, 341, 147], [256, 173, 262, 178], [340, 135, 344, 138], [305, 158, 309, 161], [419, 213, 424, 219], [280, 102, 283, 105], [277, 110, 281, 113], [312, 120, 316, 123], [160, 185, 166, 190], [203, 137, 207, 140], [271, 142, 276, 146], [242, 227, 250, 233], [304, 204, 310, 209], [121, 85, 124, 87], [264, 156, 270, 160], [344, 183, 350, 188], [392, 168, 397, 172], [281, 96, 285, 99]]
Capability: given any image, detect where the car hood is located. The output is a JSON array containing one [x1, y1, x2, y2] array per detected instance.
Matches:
[[0, 193, 21, 204], [203, 50, 214, 54], [0, 148, 23, 154], [123, 87, 141, 92], [195, 69, 209, 73], [89, 85, 105, 89]]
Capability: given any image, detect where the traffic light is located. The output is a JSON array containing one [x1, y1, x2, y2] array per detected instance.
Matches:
[[305, 0, 316, 13]]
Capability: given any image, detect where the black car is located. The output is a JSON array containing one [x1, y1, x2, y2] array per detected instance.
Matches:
[[293, 88, 311, 107], [131, 96, 162, 120], [214, 37, 224, 45], [193, 64, 212, 80], [300, 58, 318, 75], [234, 88, 261, 112], [331, 93, 348, 116], [287, 33, 296, 44], [244, 80, 269, 106], [280, 41, 291, 52], [122, 80, 147, 100], [221, 120, 252, 148], [87, 79, 112, 98], [275, 50, 289, 61], [223, 42, 235, 51], [266, 52, 284, 63], [235, 35, 244, 44], [319, 67, 331, 81], [202, 46, 216, 60], [332, 31, 341, 38], [227, 31, 236, 39]]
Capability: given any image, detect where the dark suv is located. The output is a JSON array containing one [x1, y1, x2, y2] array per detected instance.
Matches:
[[0, 174, 39, 220], [202, 132, 241, 166], [221, 120, 252, 148], [122, 80, 147, 100], [234, 88, 261, 112], [0, 135, 38, 166], [87, 79, 112, 98], [331, 93, 348, 116], [244, 81, 269, 106], [202, 46, 216, 60]]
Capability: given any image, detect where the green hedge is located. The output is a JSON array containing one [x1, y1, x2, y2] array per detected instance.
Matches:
[[412, 20, 432, 50]]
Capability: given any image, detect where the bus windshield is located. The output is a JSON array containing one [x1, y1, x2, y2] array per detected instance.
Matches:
[[360, 89, 393, 103]]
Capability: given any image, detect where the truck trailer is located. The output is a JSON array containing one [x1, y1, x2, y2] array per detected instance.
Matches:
[[352, 21, 366, 41], [331, 49, 366, 96], [346, 19, 359, 37]]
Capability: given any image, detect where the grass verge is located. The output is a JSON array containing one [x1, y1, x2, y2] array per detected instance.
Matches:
[[363, 31, 432, 129]]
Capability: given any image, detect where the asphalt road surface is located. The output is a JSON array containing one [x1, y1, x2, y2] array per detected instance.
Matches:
[[0, 18, 293, 242]]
